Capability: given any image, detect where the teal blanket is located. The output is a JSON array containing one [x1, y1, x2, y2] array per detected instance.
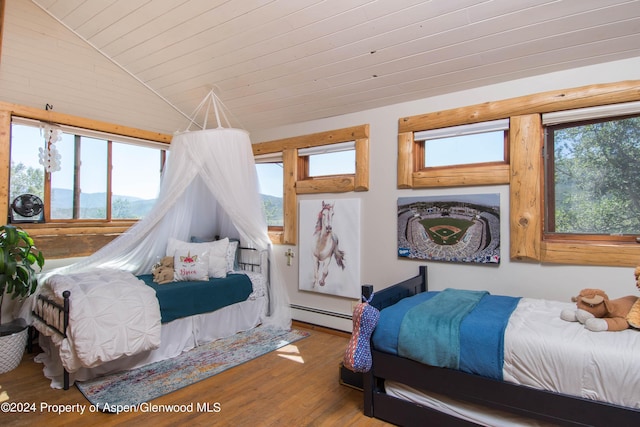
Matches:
[[398, 288, 487, 369], [138, 273, 253, 323]]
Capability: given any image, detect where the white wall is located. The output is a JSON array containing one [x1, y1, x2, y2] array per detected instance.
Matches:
[[253, 57, 640, 331]]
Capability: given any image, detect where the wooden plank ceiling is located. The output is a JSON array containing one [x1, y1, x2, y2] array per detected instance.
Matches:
[[31, 0, 640, 132]]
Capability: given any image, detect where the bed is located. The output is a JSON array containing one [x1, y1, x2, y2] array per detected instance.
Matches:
[[361, 266, 640, 426], [31, 242, 269, 390]]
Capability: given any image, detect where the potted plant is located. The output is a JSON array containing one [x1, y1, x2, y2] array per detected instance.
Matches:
[[0, 224, 45, 373]]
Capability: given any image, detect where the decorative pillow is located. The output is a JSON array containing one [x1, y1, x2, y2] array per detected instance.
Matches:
[[190, 235, 215, 244], [226, 240, 239, 272], [167, 237, 229, 279], [173, 248, 209, 282], [207, 238, 229, 278], [189, 236, 240, 274]]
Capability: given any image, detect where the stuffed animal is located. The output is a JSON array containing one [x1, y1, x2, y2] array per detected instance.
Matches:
[[560, 288, 638, 332], [627, 267, 640, 328], [152, 256, 175, 284]]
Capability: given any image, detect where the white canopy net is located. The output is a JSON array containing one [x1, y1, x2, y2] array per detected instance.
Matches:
[[30, 93, 291, 330]]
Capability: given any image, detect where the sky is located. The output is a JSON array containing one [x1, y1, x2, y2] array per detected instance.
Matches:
[[424, 131, 504, 167]]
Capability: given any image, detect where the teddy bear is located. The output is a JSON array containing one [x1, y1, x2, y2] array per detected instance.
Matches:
[[560, 288, 638, 332], [152, 256, 175, 284], [626, 266, 640, 328]]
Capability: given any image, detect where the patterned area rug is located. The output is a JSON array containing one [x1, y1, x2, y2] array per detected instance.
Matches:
[[76, 326, 309, 411]]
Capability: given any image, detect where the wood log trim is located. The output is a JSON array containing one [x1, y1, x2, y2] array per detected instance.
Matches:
[[296, 176, 355, 194], [397, 131, 414, 189], [0, 110, 11, 225], [412, 163, 509, 188], [34, 234, 120, 259], [283, 148, 298, 245], [541, 241, 640, 267], [24, 223, 134, 236], [398, 80, 640, 133], [252, 125, 369, 155], [0, 101, 171, 144], [354, 137, 369, 192], [509, 114, 543, 261]]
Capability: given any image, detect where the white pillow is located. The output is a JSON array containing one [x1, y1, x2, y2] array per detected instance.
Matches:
[[167, 237, 229, 279], [173, 248, 209, 281], [226, 240, 239, 272], [207, 238, 229, 278]]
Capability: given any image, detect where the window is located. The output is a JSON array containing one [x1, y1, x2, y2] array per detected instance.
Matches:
[[1, 102, 172, 259], [111, 143, 163, 219], [253, 125, 369, 244], [9, 123, 44, 204], [416, 120, 508, 168], [255, 160, 284, 227], [543, 104, 640, 240], [298, 141, 355, 177], [10, 119, 166, 222], [398, 119, 510, 188]]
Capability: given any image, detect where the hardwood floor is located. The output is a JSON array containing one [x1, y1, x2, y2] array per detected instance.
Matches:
[[0, 324, 391, 426]]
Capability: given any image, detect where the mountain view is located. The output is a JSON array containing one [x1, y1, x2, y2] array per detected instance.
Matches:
[[49, 188, 283, 222]]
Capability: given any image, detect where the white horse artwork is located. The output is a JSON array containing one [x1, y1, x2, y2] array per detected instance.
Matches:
[[299, 198, 360, 298], [312, 201, 345, 288]]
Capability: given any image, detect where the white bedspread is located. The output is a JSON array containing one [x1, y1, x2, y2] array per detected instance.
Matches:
[[35, 269, 161, 373], [504, 298, 640, 408]]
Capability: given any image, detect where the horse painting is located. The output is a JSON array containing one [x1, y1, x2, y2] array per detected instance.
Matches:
[[312, 201, 345, 288]]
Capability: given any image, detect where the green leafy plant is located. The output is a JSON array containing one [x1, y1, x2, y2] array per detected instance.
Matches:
[[0, 225, 45, 326]]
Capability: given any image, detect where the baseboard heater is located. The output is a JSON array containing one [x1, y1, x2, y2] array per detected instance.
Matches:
[[290, 304, 352, 320]]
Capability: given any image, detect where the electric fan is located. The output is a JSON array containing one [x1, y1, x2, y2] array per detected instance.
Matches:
[[10, 194, 44, 223]]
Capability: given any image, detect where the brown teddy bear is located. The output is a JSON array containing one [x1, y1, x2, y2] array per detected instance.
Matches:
[[152, 256, 175, 284], [626, 266, 640, 328], [560, 288, 638, 332]]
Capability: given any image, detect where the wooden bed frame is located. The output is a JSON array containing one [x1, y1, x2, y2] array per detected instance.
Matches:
[[361, 265, 640, 426]]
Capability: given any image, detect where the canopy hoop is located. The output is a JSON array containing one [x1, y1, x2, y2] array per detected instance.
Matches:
[[182, 89, 236, 132]]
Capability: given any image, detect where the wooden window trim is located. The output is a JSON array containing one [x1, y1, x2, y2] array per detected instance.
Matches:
[[0, 102, 171, 258], [253, 124, 370, 245], [398, 80, 640, 267], [404, 126, 510, 188]]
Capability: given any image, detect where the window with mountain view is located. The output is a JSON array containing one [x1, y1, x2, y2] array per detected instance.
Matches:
[[255, 161, 284, 227], [9, 120, 166, 222]]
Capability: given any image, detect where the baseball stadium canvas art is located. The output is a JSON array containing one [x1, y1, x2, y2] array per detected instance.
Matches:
[[398, 194, 500, 264]]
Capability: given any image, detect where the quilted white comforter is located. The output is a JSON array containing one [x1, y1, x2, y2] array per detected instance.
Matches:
[[34, 269, 161, 372]]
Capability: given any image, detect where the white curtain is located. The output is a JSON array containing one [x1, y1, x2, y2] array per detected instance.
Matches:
[[39, 128, 291, 329]]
